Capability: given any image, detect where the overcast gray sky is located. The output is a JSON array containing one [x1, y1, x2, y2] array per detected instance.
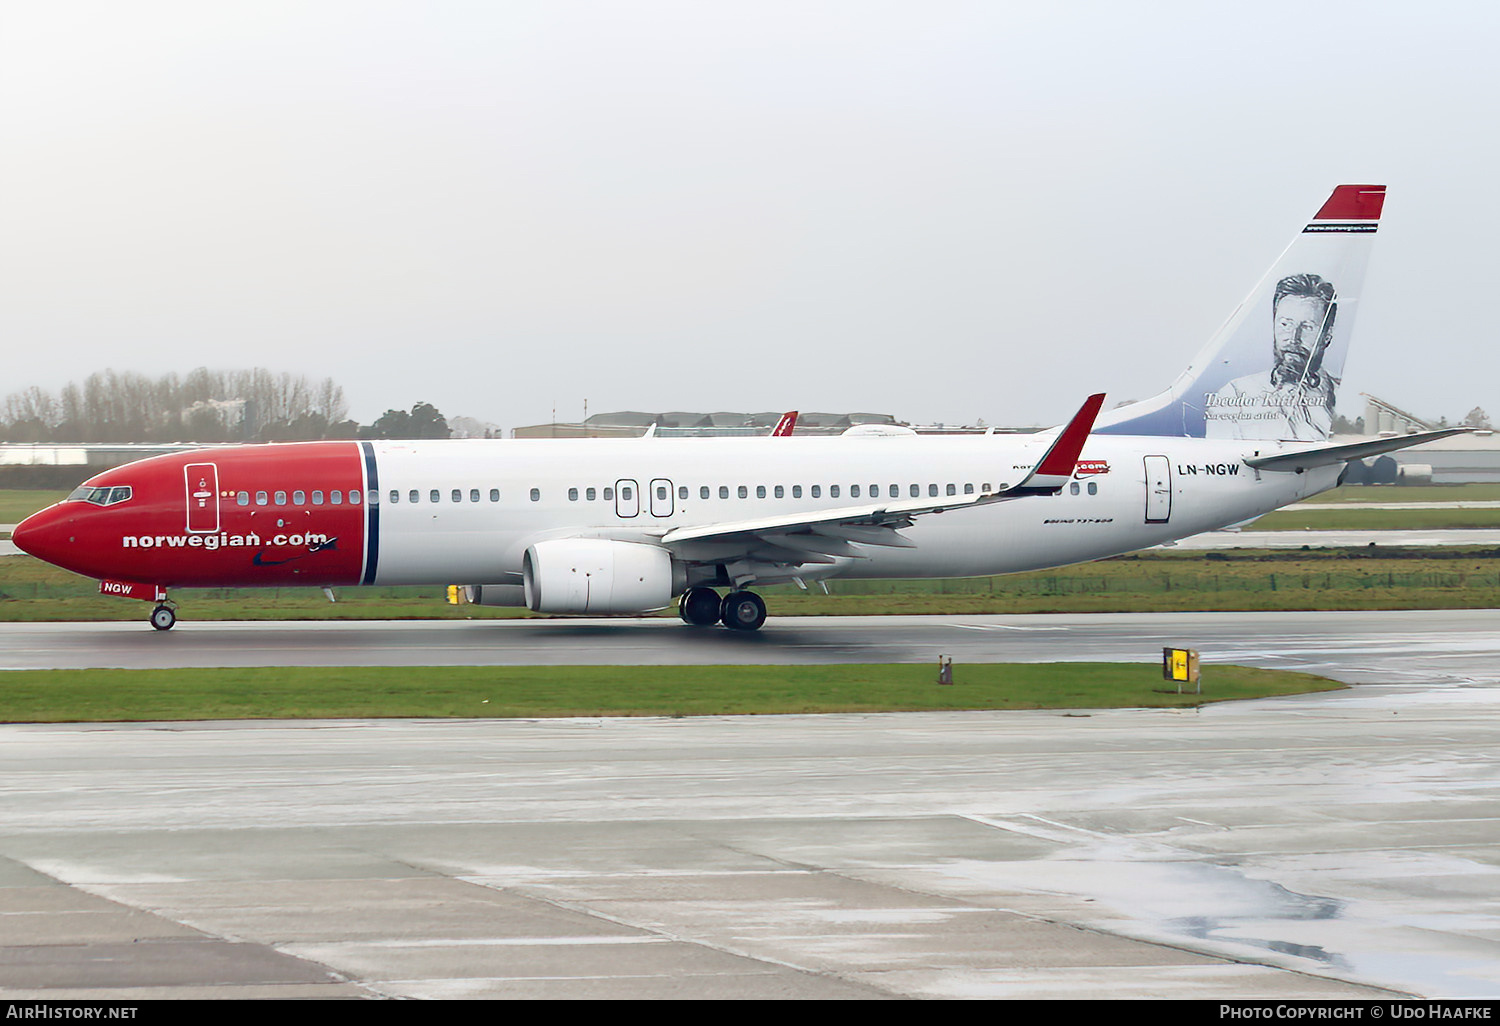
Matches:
[[2, 1, 1496, 431]]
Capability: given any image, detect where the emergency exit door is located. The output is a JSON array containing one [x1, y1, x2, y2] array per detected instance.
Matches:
[[1144, 455, 1171, 524], [649, 478, 674, 517], [615, 479, 639, 518]]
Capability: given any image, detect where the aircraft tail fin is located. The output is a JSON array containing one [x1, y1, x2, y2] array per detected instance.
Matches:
[[1094, 185, 1386, 442]]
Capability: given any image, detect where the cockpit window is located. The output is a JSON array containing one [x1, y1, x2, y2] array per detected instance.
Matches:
[[67, 485, 132, 506]]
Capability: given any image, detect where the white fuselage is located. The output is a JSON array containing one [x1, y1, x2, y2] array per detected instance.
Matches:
[[365, 433, 1336, 586]]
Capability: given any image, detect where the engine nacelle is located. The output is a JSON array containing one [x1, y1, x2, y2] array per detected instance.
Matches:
[[522, 539, 674, 615]]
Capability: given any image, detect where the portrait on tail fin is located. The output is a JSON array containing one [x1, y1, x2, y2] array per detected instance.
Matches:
[[1205, 272, 1339, 441], [1091, 184, 1381, 442]]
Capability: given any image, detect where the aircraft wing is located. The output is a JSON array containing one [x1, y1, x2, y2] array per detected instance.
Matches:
[[1243, 427, 1469, 473], [657, 394, 1104, 567]]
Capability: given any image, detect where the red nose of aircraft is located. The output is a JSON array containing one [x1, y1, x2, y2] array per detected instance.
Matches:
[[11, 505, 82, 573]]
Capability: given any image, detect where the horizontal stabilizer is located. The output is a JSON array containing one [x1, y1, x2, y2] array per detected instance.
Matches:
[[1243, 428, 1469, 473]]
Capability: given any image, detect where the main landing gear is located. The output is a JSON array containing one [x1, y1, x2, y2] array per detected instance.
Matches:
[[678, 587, 767, 632]]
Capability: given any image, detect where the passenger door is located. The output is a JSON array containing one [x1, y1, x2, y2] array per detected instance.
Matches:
[[184, 462, 220, 533]]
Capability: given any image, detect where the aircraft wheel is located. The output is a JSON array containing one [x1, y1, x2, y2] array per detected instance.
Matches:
[[720, 590, 766, 632], [149, 605, 177, 631], [679, 587, 721, 626]]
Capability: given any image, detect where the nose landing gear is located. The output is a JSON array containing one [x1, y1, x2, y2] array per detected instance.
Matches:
[[149, 602, 177, 631]]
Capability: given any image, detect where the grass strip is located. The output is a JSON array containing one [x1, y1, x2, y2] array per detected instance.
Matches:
[[0, 663, 1342, 723], [0, 491, 67, 524], [1302, 483, 1500, 504], [1252, 508, 1500, 531]]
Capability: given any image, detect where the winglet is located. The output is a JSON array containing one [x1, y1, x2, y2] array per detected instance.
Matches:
[[771, 411, 798, 437], [1009, 393, 1106, 495]]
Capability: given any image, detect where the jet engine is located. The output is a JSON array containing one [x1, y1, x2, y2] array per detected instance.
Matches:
[[522, 539, 674, 615]]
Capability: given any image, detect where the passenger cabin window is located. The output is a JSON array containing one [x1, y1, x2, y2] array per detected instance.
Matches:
[[756, 486, 766, 498], [294, 490, 306, 505], [256, 491, 268, 506], [430, 489, 441, 503], [604, 487, 614, 501], [470, 489, 480, 502], [738, 486, 747, 499], [792, 485, 802, 498], [352, 490, 364, 505], [330, 490, 343, 505], [275, 490, 287, 505], [389, 490, 400, 504], [830, 485, 840, 498], [312, 490, 324, 505], [409, 490, 419, 503], [678, 486, 688, 500], [490, 489, 500, 502], [946, 484, 956, 496], [851, 485, 861, 498], [452, 489, 462, 503], [588, 487, 598, 501], [775, 485, 784, 498], [530, 488, 541, 502], [811, 485, 821, 498], [964, 483, 974, 495], [569, 488, 579, 501], [699, 486, 709, 500], [718, 486, 728, 499], [236, 492, 249, 506], [1088, 481, 1098, 495]]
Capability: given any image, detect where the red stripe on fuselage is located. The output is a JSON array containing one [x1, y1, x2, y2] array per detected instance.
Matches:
[[23, 442, 368, 588]]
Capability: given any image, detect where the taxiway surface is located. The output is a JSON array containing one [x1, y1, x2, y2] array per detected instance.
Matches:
[[3, 611, 1499, 1000], [3, 610, 1500, 687]]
